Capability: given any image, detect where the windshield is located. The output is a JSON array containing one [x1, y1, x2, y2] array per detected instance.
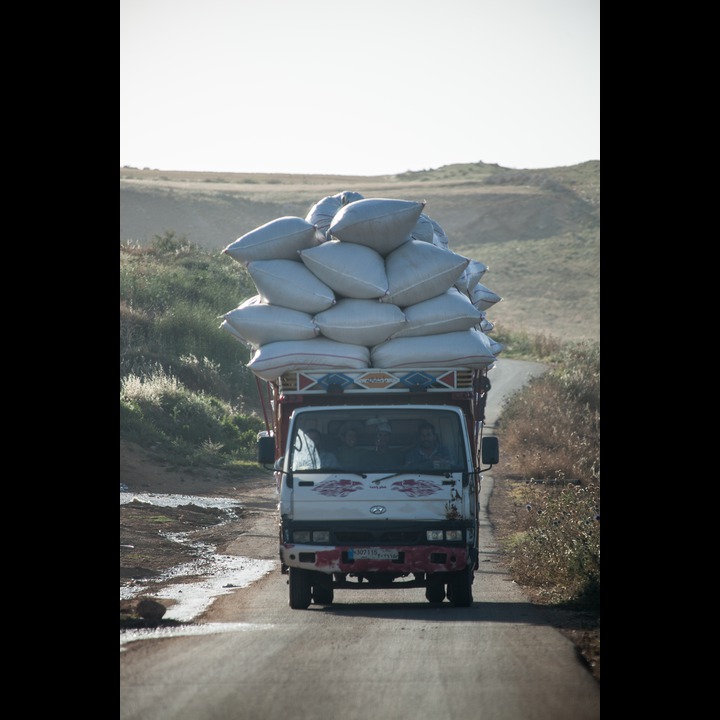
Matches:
[[289, 409, 467, 474]]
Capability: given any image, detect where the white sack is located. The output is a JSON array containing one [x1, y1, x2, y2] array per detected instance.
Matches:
[[299, 241, 389, 299], [430, 219, 450, 250], [370, 329, 497, 369], [222, 216, 318, 263], [305, 191, 364, 238], [390, 288, 482, 338], [222, 301, 318, 347], [328, 197, 425, 255], [247, 337, 370, 381], [479, 312, 495, 333], [219, 319, 253, 348], [411, 213, 435, 243], [381, 239, 470, 307], [247, 259, 336, 313], [487, 337, 505, 355], [468, 282, 502, 311], [314, 299, 406, 346], [455, 259, 489, 293]]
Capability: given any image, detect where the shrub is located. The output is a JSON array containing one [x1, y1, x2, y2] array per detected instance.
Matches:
[[120, 231, 259, 409], [120, 365, 264, 465], [495, 339, 600, 607]]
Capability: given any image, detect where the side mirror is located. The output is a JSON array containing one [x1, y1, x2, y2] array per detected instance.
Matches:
[[480, 436, 499, 469], [257, 434, 275, 465]]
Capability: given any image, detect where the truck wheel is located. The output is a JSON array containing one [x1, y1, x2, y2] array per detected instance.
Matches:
[[448, 566, 474, 607], [289, 568, 312, 609], [425, 578, 446, 603], [312, 584, 334, 605]]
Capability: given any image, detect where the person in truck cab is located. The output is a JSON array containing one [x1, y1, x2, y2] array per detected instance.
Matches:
[[306, 429, 338, 468], [365, 423, 404, 469], [335, 424, 364, 467], [404, 422, 451, 469]]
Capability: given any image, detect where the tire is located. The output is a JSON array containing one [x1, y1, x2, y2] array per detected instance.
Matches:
[[288, 567, 312, 609], [312, 583, 334, 605], [425, 578, 446, 603], [448, 566, 474, 608]]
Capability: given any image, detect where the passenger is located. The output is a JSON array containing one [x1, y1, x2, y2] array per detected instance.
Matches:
[[306, 429, 338, 468], [404, 421, 452, 469], [335, 424, 364, 467], [365, 423, 404, 469]]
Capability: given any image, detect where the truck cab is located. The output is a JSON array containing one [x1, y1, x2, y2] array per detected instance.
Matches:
[[257, 367, 498, 609]]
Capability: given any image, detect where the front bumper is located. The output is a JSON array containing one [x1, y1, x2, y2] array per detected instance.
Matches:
[[280, 543, 471, 574]]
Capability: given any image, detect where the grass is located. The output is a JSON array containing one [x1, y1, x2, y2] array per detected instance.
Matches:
[[120, 363, 265, 467], [120, 233, 268, 466]]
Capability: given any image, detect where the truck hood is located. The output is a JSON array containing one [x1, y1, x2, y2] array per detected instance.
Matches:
[[282, 471, 466, 521]]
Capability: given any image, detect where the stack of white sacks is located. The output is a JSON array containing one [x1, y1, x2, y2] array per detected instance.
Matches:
[[219, 193, 503, 381]]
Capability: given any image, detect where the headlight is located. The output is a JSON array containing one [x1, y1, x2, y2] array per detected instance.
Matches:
[[426, 529, 464, 541], [291, 530, 329, 543]]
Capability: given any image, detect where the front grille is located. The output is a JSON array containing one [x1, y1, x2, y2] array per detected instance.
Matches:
[[286, 521, 470, 547], [335, 531, 374, 543], [335, 530, 424, 544], [379, 531, 423, 543]]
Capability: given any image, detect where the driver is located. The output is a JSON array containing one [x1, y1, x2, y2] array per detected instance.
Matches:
[[404, 422, 451, 469]]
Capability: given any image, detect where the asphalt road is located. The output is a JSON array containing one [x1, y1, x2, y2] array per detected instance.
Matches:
[[120, 359, 599, 720]]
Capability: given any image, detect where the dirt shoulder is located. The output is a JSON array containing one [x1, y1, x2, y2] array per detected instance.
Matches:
[[119, 439, 599, 681], [120, 440, 277, 603]]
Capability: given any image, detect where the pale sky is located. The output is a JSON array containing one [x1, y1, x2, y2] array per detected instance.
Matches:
[[120, 0, 599, 176]]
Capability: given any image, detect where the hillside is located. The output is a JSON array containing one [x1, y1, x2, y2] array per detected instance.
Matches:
[[120, 161, 599, 343]]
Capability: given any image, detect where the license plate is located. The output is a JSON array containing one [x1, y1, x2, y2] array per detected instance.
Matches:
[[349, 547, 399, 560]]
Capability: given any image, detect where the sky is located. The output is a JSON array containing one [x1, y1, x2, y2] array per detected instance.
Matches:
[[120, 0, 599, 177]]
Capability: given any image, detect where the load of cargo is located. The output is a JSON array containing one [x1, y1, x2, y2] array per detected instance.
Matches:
[[219, 193, 503, 380]]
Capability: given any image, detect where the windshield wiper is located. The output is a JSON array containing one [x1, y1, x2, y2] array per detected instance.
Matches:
[[372, 469, 460, 484], [293, 467, 367, 478]]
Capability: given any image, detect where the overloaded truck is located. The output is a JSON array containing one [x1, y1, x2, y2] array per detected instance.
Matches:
[[256, 366, 498, 608], [220, 193, 502, 608]]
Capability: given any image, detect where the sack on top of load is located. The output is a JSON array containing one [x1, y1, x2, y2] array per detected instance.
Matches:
[[371, 328, 499, 370], [299, 241, 389, 299], [328, 197, 425, 255], [468, 282, 502, 312], [314, 299, 406, 346], [247, 337, 370, 381], [218, 192, 503, 378], [246, 259, 336, 314], [389, 288, 483, 338], [455, 259, 488, 293], [306, 191, 365, 239], [380, 239, 470, 307], [220, 294, 319, 348], [222, 216, 320, 263]]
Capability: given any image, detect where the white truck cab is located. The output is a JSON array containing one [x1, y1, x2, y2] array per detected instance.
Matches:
[[257, 368, 498, 609]]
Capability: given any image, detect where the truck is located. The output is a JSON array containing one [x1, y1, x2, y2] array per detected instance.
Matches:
[[256, 365, 499, 609]]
